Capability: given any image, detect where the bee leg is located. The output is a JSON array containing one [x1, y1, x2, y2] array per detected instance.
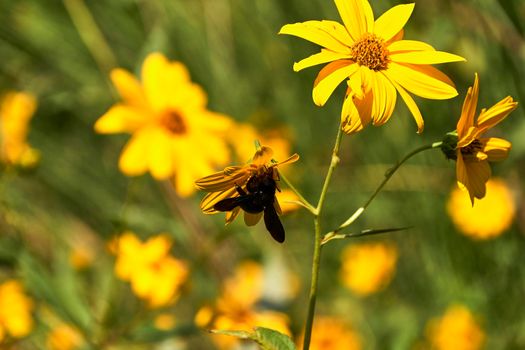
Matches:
[[235, 183, 247, 196]]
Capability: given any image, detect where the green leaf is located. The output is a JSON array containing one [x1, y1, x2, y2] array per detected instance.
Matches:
[[211, 327, 296, 350]]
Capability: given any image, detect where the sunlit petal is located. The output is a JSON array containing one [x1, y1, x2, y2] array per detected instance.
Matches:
[[384, 74, 424, 133], [387, 40, 435, 53], [390, 51, 465, 64], [110, 68, 147, 108], [480, 137, 511, 162], [371, 72, 397, 125], [474, 96, 518, 137], [279, 21, 351, 53], [341, 89, 373, 134], [313, 61, 358, 106], [118, 129, 151, 176], [94, 104, 147, 134], [374, 3, 415, 42], [293, 50, 351, 72], [335, 0, 374, 41], [457, 73, 479, 138]]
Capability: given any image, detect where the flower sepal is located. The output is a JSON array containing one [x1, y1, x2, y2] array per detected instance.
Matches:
[[440, 131, 458, 160]]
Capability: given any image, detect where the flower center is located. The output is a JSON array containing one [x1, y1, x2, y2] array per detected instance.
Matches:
[[160, 110, 187, 135], [460, 139, 482, 158], [350, 34, 389, 71]]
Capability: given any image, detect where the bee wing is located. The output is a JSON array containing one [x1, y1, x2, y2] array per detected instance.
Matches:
[[214, 197, 246, 212], [264, 205, 285, 243]]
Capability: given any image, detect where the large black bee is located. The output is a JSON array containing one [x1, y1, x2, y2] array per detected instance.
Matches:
[[213, 167, 285, 243]]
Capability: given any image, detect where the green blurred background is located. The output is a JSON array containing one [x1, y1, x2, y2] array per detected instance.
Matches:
[[0, 0, 524, 349]]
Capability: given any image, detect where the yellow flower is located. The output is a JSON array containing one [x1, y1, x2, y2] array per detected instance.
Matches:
[[447, 178, 515, 240], [279, 0, 464, 134], [199, 261, 291, 350], [195, 145, 299, 242], [297, 316, 361, 350], [46, 324, 83, 350], [0, 91, 39, 167], [94, 52, 233, 197], [0, 280, 34, 342], [339, 242, 397, 296], [453, 73, 517, 204], [427, 305, 485, 350], [154, 313, 177, 331], [275, 189, 301, 214], [112, 232, 188, 307]]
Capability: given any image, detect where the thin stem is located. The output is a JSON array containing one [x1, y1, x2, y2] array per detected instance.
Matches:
[[334, 141, 442, 234], [279, 173, 317, 215], [302, 126, 344, 350]]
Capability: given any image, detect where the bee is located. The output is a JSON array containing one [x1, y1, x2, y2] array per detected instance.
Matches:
[[213, 167, 285, 243]]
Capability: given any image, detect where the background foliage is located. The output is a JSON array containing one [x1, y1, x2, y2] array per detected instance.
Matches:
[[0, 0, 524, 349]]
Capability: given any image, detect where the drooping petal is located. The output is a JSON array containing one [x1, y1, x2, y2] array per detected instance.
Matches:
[[335, 0, 374, 42], [457, 73, 479, 138], [374, 3, 415, 42], [226, 207, 241, 224], [118, 129, 150, 176], [313, 60, 358, 106], [389, 51, 465, 65], [457, 155, 491, 204], [200, 187, 239, 214], [94, 104, 148, 134], [384, 74, 424, 133], [195, 166, 249, 192], [293, 50, 351, 72], [387, 40, 435, 53], [371, 71, 397, 126], [279, 21, 351, 53], [386, 63, 457, 100], [253, 146, 274, 165], [474, 96, 518, 137], [480, 137, 511, 162], [244, 212, 263, 226], [341, 88, 373, 134], [110, 68, 147, 108]]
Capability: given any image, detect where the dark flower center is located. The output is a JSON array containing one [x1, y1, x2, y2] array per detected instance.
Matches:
[[350, 34, 389, 71], [460, 139, 483, 158], [160, 110, 187, 135]]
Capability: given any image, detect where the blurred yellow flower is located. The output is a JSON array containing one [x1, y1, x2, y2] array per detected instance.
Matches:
[[280, 0, 464, 134], [94, 52, 233, 197], [197, 261, 291, 349], [46, 324, 83, 350], [0, 280, 34, 342], [340, 242, 397, 296], [276, 189, 301, 214], [113, 232, 188, 307], [427, 305, 485, 350], [447, 178, 515, 240], [452, 74, 517, 204], [195, 145, 299, 242], [0, 91, 39, 167], [297, 316, 361, 350], [154, 313, 177, 331]]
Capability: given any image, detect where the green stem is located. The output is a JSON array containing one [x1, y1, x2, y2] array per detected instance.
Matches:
[[333, 141, 442, 234], [279, 173, 317, 215], [302, 126, 344, 350]]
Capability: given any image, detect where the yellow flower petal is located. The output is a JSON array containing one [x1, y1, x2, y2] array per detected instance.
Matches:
[[293, 49, 351, 72], [313, 60, 358, 106], [374, 3, 415, 42], [143, 235, 171, 262], [456, 153, 491, 204], [457, 73, 479, 138], [387, 40, 435, 53], [341, 89, 373, 135], [244, 211, 263, 226], [147, 128, 174, 179], [474, 96, 518, 136], [385, 76, 424, 133], [386, 63, 457, 100], [118, 129, 151, 176], [371, 72, 397, 126], [253, 146, 274, 165], [335, 0, 374, 41], [200, 186, 239, 214], [174, 166, 198, 197], [110, 68, 147, 108], [390, 51, 465, 65], [94, 104, 147, 134], [480, 137, 511, 162], [279, 21, 351, 53]]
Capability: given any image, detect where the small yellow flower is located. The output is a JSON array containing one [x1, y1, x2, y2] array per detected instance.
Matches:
[[94, 52, 233, 197], [447, 178, 515, 240], [198, 261, 291, 350], [280, 0, 464, 134], [340, 242, 397, 296], [427, 305, 485, 350], [0, 91, 39, 167], [112, 232, 188, 307], [297, 316, 361, 350], [0, 280, 34, 342], [452, 74, 517, 204], [46, 324, 83, 350], [195, 145, 299, 242], [154, 313, 177, 331]]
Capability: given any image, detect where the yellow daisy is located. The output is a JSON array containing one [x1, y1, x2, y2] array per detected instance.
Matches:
[[94, 52, 233, 197], [0, 91, 39, 167], [279, 0, 465, 134], [0, 280, 34, 342], [195, 145, 298, 242], [447, 178, 515, 240], [452, 74, 517, 204], [297, 316, 361, 350]]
